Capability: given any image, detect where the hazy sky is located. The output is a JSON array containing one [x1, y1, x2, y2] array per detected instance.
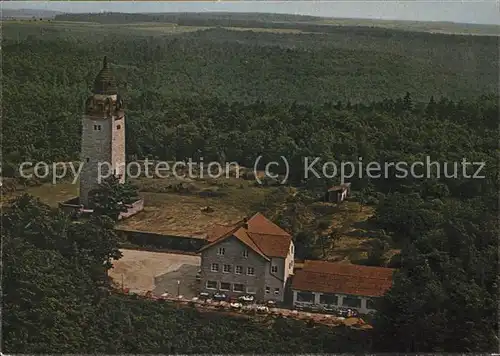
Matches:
[[2, 1, 500, 25]]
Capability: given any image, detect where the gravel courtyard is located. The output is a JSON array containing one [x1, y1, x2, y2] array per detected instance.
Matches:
[[109, 249, 201, 298]]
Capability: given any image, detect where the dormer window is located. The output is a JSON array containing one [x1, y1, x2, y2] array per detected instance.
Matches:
[[271, 265, 278, 273]]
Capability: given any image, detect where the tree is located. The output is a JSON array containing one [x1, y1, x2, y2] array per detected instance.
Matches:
[[403, 91, 413, 111], [91, 176, 140, 221], [328, 228, 342, 249], [2, 194, 123, 352], [365, 238, 388, 266], [357, 187, 371, 212]]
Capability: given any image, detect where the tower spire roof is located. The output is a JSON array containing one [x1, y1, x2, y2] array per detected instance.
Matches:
[[93, 56, 117, 95]]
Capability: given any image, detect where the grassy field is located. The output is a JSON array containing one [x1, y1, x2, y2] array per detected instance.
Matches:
[[314, 201, 399, 263], [5, 17, 499, 38], [312, 18, 500, 36], [1, 180, 78, 207], [3, 174, 395, 263], [117, 176, 272, 237], [2, 20, 208, 39]]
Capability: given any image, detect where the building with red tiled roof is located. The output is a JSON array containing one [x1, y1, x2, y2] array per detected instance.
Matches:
[[291, 260, 395, 314], [199, 213, 295, 302]]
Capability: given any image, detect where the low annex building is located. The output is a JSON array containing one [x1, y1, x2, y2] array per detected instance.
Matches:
[[199, 213, 294, 302], [291, 260, 394, 314]]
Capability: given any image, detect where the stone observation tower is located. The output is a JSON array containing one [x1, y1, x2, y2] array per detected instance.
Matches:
[[79, 56, 126, 207]]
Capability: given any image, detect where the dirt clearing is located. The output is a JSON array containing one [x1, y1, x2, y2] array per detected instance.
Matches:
[[109, 249, 201, 296]]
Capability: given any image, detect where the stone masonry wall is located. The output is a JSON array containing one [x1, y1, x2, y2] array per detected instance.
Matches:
[[80, 94, 125, 206]]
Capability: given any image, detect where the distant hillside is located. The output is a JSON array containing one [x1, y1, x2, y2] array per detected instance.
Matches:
[[53, 11, 500, 36], [2, 8, 62, 19]]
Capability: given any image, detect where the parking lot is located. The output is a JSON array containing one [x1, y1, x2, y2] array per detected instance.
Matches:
[[109, 249, 201, 298], [127, 292, 371, 329]]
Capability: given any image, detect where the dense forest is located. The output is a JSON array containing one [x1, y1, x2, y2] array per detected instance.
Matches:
[[3, 195, 370, 353], [2, 14, 499, 353]]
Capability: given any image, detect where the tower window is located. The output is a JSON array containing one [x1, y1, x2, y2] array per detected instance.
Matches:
[[86, 158, 90, 163], [117, 125, 121, 130], [93, 124, 102, 131]]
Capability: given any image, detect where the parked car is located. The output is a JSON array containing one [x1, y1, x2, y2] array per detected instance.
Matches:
[[337, 308, 350, 317], [238, 295, 255, 304], [348, 308, 359, 318], [255, 305, 269, 313], [198, 292, 210, 300], [310, 304, 325, 313], [213, 292, 228, 301], [230, 302, 242, 309], [336, 308, 359, 318], [323, 305, 338, 314], [294, 303, 306, 311]]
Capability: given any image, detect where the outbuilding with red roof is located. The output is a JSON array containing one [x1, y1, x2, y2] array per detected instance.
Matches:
[[291, 260, 395, 314]]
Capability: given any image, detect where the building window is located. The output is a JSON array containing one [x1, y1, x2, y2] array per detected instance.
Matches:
[[220, 282, 231, 291], [247, 267, 255, 276], [235, 265, 243, 274], [342, 296, 362, 308], [206, 281, 217, 289], [296, 291, 314, 303], [319, 293, 338, 306], [291, 244, 294, 254], [93, 124, 102, 131], [117, 125, 121, 129], [86, 157, 90, 163], [274, 288, 280, 295], [366, 298, 377, 310], [218, 247, 225, 255], [246, 286, 257, 294], [289, 261, 293, 270], [265, 286, 270, 294], [233, 284, 244, 292], [271, 265, 278, 273], [242, 249, 248, 258], [211, 263, 219, 272], [223, 264, 232, 273]]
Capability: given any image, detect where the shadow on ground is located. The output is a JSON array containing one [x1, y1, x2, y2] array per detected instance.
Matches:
[[153, 264, 200, 298]]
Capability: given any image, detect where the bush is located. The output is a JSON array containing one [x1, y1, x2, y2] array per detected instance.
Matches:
[[243, 171, 256, 180], [309, 202, 338, 215], [198, 187, 227, 198], [316, 219, 330, 230], [387, 253, 402, 268]]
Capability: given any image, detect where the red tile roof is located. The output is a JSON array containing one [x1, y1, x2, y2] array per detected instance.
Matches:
[[206, 224, 238, 242], [201, 213, 292, 258], [292, 260, 394, 297]]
